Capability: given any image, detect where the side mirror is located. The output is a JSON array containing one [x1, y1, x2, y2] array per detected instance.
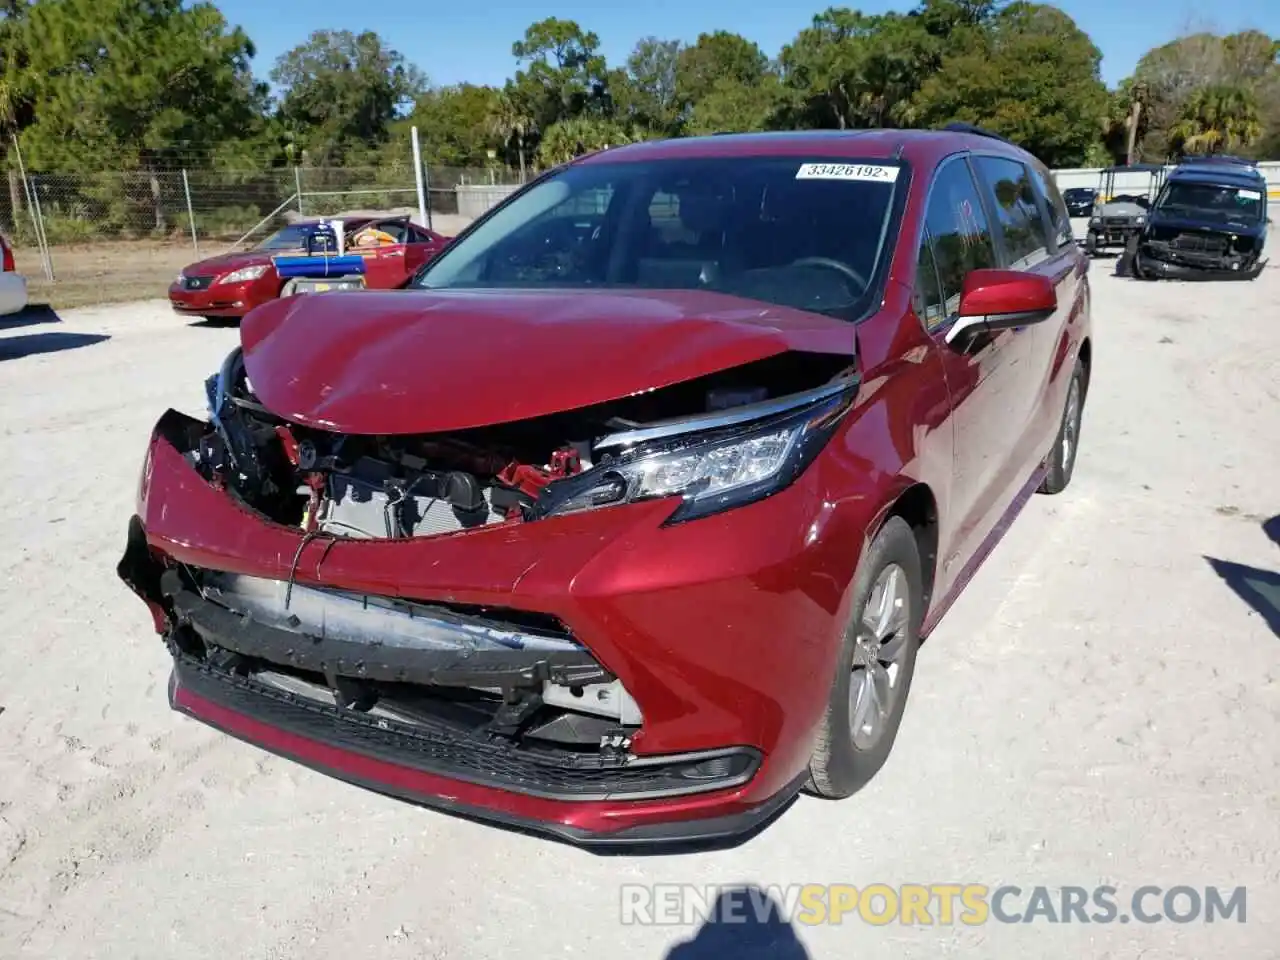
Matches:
[[945, 269, 1057, 350]]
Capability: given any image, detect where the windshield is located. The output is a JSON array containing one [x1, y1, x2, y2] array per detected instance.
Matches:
[[412, 156, 904, 317], [1064, 188, 1094, 199], [1155, 181, 1264, 222]]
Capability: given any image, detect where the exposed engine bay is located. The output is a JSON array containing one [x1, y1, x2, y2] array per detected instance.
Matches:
[[194, 346, 855, 541]]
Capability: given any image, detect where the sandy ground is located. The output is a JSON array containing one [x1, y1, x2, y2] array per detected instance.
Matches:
[[0, 242, 1278, 958]]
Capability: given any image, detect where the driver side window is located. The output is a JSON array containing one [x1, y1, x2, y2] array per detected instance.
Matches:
[[917, 157, 997, 331]]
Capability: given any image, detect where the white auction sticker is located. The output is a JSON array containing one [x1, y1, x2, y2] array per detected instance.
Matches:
[[795, 162, 900, 182], [1239, 189, 1261, 200]]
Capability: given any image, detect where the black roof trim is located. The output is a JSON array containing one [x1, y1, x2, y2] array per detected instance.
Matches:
[[1177, 154, 1257, 167]]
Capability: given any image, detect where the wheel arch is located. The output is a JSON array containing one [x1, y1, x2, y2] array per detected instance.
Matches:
[[877, 482, 940, 615]]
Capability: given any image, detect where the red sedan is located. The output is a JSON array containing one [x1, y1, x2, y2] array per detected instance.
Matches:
[[168, 215, 451, 321], [121, 126, 1090, 847]]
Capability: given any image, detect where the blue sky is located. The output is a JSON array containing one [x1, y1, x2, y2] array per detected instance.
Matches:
[[219, 0, 1278, 91]]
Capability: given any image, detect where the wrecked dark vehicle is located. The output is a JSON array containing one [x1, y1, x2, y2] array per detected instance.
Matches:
[[1134, 160, 1269, 281], [120, 129, 1091, 847]]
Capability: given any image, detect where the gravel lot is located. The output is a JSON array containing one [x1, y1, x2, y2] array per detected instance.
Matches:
[[1, 246, 1278, 958]]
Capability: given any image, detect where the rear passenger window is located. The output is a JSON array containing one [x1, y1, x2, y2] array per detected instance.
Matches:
[[917, 157, 997, 329], [973, 157, 1051, 265], [1028, 164, 1074, 248]]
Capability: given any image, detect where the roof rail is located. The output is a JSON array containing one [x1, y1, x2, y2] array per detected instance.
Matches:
[[942, 122, 1015, 146], [1178, 153, 1257, 167]]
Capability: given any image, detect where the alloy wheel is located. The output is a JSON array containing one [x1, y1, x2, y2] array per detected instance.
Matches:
[[849, 563, 911, 751], [1062, 375, 1082, 474]]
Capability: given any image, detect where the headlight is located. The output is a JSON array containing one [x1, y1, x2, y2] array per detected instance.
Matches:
[[535, 388, 854, 525], [175, 272, 185, 284], [1135, 215, 1146, 225], [1089, 216, 1101, 227], [216, 265, 268, 284]]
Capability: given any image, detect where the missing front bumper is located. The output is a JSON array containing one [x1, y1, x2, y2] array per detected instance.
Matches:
[[120, 515, 762, 809], [1136, 248, 1266, 281]]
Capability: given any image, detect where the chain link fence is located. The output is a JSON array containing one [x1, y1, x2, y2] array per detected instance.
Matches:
[[0, 163, 524, 308]]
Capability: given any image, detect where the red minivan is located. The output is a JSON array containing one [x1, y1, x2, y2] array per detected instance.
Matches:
[[121, 126, 1091, 847]]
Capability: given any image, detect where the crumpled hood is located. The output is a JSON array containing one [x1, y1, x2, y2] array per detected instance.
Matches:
[[239, 289, 856, 434]]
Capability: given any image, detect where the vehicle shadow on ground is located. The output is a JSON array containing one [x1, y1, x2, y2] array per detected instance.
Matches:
[[0, 303, 62, 331], [187, 317, 240, 329], [663, 888, 811, 960], [0, 331, 109, 361], [1204, 515, 1280, 638]]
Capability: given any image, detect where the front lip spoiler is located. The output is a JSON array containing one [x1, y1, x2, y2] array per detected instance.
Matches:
[[168, 665, 801, 852]]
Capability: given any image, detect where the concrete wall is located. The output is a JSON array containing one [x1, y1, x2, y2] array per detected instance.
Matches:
[[456, 184, 522, 220], [1052, 162, 1280, 199]]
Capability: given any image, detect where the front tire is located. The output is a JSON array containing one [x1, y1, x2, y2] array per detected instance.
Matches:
[[1039, 358, 1086, 495], [806, 516, 923, 800]]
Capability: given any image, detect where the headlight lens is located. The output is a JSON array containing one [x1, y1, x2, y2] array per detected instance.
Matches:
[[1135, 215, 1146, 225], [537, 390, 853, 525], [175, 272, 185, 284], [216, 265, 268, 284]]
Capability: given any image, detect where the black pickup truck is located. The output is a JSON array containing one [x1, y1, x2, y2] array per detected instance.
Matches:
[[1133, 158, 1268, 280]]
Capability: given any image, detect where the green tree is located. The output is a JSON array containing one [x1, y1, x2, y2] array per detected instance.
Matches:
[[486, 89, 538, 181], [910, 2, 1108, 166], [781, 8, 927, 129], [508, 18, 610, 131], [618, 37, 683, 134], [398, 84, 502, 169], [14, 0, 265, 229], [1129, 30, 1278, 160], [684, 76, 788, 135], [1169, 84, 1263, 155], [675, 31, 771, 114], [535, 116, 641, 166], [272, 30, 424, 165]]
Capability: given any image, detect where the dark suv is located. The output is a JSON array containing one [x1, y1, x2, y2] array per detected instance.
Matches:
[[1135, 159, 1268, 280], [1063, 186, 1097, 217], [119, 125, 1091, 848]]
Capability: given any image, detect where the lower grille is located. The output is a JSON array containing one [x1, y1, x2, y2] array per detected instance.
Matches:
[[172, 656, 760, 801]]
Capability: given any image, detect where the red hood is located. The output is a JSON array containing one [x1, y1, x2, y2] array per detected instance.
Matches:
[[184, 250, 278, 276], [239, 289, 856, 434]]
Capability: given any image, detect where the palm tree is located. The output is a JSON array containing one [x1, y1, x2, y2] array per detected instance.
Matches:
[[487, 92, 536, 183], [1169, 84, 1263, 155], [1124, 80, 1148, 165]]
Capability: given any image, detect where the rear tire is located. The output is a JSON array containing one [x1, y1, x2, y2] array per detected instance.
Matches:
[[806, 516, 923, 800], [1039, 359, 1086, 495]]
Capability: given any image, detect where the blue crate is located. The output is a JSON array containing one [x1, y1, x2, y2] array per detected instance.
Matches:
[[272, 255, 367, 279]]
